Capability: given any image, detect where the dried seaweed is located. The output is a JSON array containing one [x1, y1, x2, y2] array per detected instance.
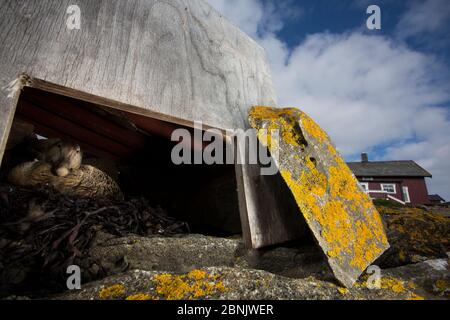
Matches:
[[0, 183, 189, 297]]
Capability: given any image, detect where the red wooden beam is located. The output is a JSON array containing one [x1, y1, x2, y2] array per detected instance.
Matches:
[[126, 113, 209, 151], [16, 100, 133, 159], [23, 88, 147, 150], [15, 115, 120, 161]]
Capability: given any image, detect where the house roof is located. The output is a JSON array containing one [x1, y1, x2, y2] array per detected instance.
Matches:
[[428, 194, 446, 202], [347, 160, 432, 178]]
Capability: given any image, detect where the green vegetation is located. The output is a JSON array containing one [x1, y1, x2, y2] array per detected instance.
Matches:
[[373, 199, 404, 208]]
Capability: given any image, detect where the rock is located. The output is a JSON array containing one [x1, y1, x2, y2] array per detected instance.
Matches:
[[376, 206, 450, 267], [248, 106, 389, 288], [81, 232, 335, 282], [76, 234, 448, 300], [2, 232, 447, 300], [52, 267, 341, 300], [2, 295, 32, 300], [235, 244, 337, 283], [78, 233, 242, 281], [383, 258, 449, 299], [52, 259, 447, 300]]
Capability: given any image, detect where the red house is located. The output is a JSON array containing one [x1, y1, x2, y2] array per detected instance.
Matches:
[[347, 153, 432, 205]]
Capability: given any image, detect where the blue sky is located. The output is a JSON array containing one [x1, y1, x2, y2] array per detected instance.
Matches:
[[272, 0, 450, 67], [208, 0, 450, 200]]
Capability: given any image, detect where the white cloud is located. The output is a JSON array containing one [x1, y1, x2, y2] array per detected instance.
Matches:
[[207, 0, 264, 37], [396, 0, 450, 40], [207, 0, 303, 37], [207, 0, 450, 200]]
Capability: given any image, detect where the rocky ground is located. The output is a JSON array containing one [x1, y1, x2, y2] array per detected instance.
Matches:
[[50, 234, 449, 300], [2, 204, 450, 300]]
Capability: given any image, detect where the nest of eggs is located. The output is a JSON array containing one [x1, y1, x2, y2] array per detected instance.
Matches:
[[0, 183, 189, 297]]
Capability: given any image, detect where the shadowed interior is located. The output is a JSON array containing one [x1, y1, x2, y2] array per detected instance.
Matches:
[[1, 87, 242, 236]]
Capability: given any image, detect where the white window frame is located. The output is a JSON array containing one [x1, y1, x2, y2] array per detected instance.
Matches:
[[359, 182, 369, 192], [402, 186, 411, 203], [381, 183, 396, 194]]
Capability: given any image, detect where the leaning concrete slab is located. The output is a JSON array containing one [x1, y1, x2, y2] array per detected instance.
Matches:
[[249, 106, 390, 287]]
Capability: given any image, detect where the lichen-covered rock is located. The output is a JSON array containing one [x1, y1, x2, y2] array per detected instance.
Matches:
[[376, 205, 450, 267], [52, 268, 341, 300], [236, 244, 334, 282], [52, 262, 447, 300], [83, 232, 334, 279], [248, 106, 390, 288], [383, 258, 449, 299], [78, 233, 242, 281], [5, 233, 447, 300]]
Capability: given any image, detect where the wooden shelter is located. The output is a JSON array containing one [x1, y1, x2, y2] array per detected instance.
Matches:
[[0, 0, 306, 249]]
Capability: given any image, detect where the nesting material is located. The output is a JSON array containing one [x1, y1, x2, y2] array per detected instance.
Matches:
[[0, 183, 188, 295]]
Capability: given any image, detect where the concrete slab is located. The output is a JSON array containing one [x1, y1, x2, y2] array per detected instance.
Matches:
[[249, 106, 390, 287]]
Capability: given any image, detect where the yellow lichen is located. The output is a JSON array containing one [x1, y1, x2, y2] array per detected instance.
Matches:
[[407, 293, 425, 300], [251, 107, 306, 148], [126, 293, 152, 301], [322, 201, 352, 257], [328, 157, 374, 212], [249, 106, 299, 121], [327, 155, 388, 269], [435, 280, 448, 291], [98, 284, 126, 300], [381, 277, 406, 293], [338, 287, 349, 295], [151, 269, 227, 300], [328, 144, 338, 158], [374, 277, 415, 294], [434, 279, 450, 296], [281, 154, 387, 271], [300, 112, 329, 144], [377, 205, 450, 261], [357, 275, 424, 299]]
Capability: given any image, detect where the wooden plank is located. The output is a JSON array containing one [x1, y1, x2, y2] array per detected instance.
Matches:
[[4, 118, 35, 151], [29, 78, 233, 135], [15, 115, 119, 161], [237, 161, 308, 248], [0, 0, 276, 131], [23, 88, 148, 150], [16, 99, 133, 158], [0, 95, 21, 168], [125, 112, 186, 142]]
